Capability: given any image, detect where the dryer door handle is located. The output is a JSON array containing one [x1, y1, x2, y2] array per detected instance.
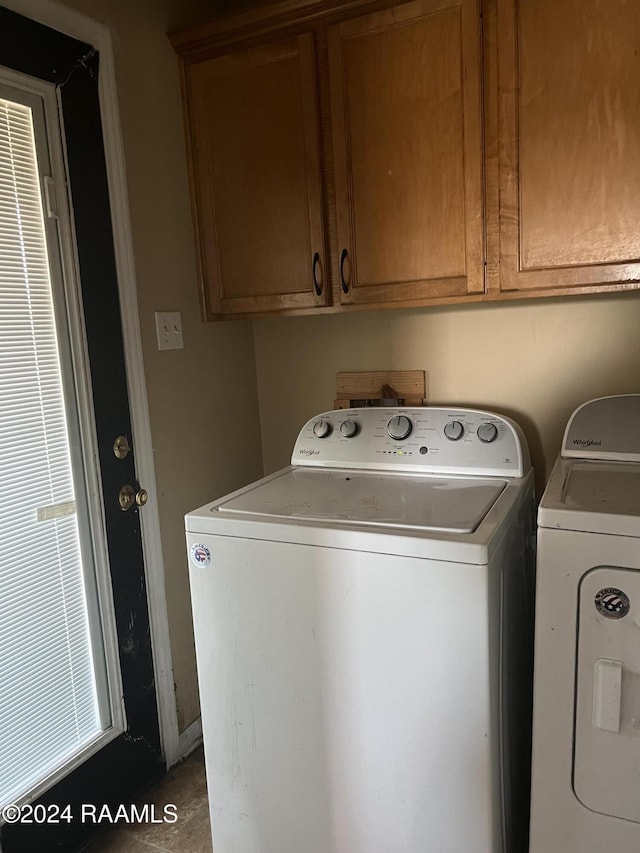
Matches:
[[592, 658, 622, 734]]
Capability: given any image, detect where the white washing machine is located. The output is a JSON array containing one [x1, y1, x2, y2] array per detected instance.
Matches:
[[186, 406, 535, 853], [530, 394, 640, 853]]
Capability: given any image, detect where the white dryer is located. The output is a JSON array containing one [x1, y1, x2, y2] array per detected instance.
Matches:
[[186, 406, 535, 853], [530, 395, 640, 853]]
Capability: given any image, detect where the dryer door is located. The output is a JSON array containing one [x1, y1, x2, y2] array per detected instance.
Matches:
[[574, 566, 640, 822]]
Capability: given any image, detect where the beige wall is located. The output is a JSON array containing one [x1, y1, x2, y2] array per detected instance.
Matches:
[[253, 292, 640, 495], [57, 0, 264, 730]]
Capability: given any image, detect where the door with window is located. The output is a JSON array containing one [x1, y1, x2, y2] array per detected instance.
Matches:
[[0, 8, 162, 851]]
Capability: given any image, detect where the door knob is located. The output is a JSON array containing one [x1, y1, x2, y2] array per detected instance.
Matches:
[[119, 484, 148, 511]]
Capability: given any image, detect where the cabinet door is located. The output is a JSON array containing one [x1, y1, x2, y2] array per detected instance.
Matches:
[[492, 0, 640, 294], [185, 35, 327, 317], [328, 0, 484, 306]]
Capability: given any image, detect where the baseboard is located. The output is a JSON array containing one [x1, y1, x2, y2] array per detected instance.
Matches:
[[177, 716, 203, 763]]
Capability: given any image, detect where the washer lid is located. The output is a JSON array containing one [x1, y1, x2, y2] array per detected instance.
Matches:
[[216, 468, 507, 534], [538, 458, 640, 536]]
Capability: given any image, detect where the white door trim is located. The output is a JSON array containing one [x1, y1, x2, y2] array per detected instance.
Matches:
[[2, 0, 180, 769]]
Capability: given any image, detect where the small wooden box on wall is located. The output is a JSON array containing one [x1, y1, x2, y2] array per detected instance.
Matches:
[[334, 371, 428, 409]]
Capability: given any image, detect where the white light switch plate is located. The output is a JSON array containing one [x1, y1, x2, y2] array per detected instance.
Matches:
[[155, 311, 184, 350]]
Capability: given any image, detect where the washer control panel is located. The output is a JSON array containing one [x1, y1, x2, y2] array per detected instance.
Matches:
[[292, 407, 529, 477]]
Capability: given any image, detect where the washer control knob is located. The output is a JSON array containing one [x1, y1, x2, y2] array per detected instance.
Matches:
[[387, 415, 412, 441], [340, 419, 358, 438], [444, 420, 464, 441], [477, 422, 498, 443], [312, 419, 331, 438]]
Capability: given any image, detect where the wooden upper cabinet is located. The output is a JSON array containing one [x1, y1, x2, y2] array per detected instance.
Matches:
[[328, 0, 484, 305], [184, 34, 327, 317], [491, 0, 640, 294]]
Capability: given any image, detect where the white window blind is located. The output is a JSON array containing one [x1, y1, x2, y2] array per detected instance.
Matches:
[[0, 97, 102, 807]]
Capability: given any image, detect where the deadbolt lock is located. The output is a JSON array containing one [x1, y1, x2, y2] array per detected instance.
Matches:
[[113, 435, 131, 459], [119, 484, 148, 511]]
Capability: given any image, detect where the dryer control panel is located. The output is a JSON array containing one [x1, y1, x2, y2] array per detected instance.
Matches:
[[563, 395, 640, 462], [291, 407, 529, 478]]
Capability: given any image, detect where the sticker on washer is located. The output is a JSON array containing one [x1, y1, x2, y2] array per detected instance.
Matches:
[[594, 587, 630, 619], [190, 543, 211, 568]]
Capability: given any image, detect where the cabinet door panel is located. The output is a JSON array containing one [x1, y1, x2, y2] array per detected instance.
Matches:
[[329, 0, 483, 305], [187, 35, 326, 317], [496, 0, 640, 292]]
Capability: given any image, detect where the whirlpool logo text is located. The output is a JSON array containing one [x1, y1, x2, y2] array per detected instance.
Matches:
[[572, 438, 602, 447]]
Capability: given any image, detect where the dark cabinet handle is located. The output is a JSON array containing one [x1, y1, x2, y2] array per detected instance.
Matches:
[[312, 252, 322, 296], [340, 248, 349, 294]]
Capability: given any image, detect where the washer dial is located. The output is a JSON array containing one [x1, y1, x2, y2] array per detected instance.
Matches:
[[312, 419, 331, 438], [387, 415, 412, 440], [444, 420, 464, 441], [340, 419, 358, 438], [477, 422, 498, 443]]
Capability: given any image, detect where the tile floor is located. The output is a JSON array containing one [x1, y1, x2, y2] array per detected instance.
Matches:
[[84, 747, 212, 853]]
